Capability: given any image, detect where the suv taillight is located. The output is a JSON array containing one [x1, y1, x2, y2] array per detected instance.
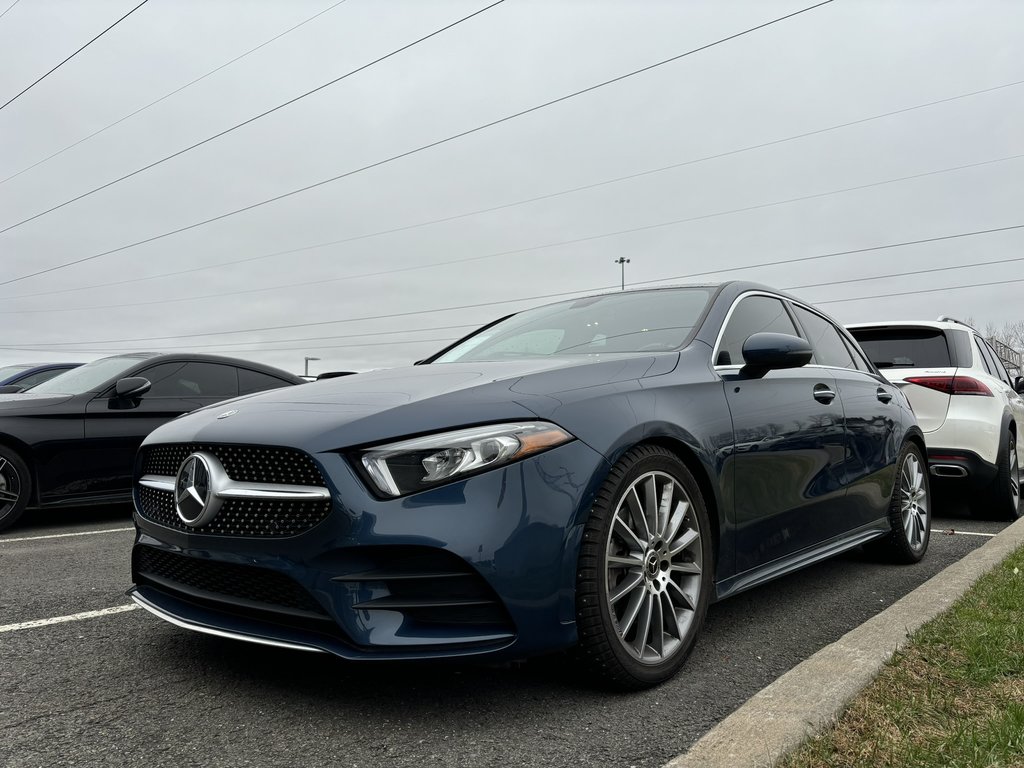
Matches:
[[904, 376, 993, 396]]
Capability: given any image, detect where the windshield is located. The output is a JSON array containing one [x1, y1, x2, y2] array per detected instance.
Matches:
[[0, 365, 32, 379], [434, 288, 712, 363], [30, 356, 144, 395]]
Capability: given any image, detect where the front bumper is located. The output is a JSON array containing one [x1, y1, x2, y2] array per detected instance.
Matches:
[[129, 439, 609, 662]]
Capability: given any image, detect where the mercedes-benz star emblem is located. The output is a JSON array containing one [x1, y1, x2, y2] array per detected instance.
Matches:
[[174, 452, 223, 527], [216, 409, 239, 419]]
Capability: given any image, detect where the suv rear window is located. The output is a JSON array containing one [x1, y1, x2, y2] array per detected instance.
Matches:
[[849, 328, 951, 369]]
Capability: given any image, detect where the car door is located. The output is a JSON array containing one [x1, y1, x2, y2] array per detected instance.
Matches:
[[716, 293, 848, 574], [81, 362, 240, 496], [791, 303, 901, 528]]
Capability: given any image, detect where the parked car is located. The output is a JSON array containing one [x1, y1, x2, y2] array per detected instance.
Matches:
[[0, 362, 82, 393], [848, 317, 1024, 520], [0, 353, 303, 531], [128, 283, 928, 689]]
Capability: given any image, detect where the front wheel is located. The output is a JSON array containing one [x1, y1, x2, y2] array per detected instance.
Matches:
[[868, 442, 930, 564], [575, 445, 713, 690], [0, 447, 31, 533]]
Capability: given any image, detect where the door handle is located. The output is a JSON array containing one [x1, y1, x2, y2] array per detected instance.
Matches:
[[813, 384, 836, 404], [876, 387, 893, 404]]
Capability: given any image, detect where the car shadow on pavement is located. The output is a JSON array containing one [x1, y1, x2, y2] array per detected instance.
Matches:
[[16, 503, 134, 533]]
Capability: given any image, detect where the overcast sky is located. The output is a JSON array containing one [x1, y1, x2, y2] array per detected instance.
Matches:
[[1, 0, 1022, 375]]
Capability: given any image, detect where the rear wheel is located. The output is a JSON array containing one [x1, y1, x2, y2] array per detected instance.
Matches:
[[984, 430, 1020, 521], [0, 447, 31, 533], [867, 441, 930, 563], [575, 445, 713, 690]]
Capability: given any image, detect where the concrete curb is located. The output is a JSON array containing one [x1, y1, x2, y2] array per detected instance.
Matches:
[[664, 516, 1024, 768]]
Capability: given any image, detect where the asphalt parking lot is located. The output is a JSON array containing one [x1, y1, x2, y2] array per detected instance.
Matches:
[[0, 497, 1010, 768]]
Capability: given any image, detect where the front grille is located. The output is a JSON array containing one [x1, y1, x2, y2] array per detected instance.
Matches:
[[136, 443, 332, 537], [134, 545, 327, 618], [143, 443, 323, 485]]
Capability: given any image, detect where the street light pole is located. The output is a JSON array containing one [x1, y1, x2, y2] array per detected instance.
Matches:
[[304, 356, 320, 377], [614, 257, 631, 290]]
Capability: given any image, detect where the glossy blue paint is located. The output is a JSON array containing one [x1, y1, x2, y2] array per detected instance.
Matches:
[[130, 282, 923, 662]]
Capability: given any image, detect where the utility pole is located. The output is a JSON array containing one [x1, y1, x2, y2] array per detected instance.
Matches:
[[614, 257, 630, 290], [304, 356, 320, 377]]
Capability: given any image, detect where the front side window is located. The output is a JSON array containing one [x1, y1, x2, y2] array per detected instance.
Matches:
[[793, 306, 855, 369], [716, 295, 798, 366], [146, 363, 238, 398], [435, 288, 712, 363]]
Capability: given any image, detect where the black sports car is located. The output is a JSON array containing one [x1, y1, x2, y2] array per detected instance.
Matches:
[[128, 283, 930, 689], [0, 353, 303, 530]]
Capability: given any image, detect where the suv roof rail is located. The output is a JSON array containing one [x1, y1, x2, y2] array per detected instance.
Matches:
[[936, 315, 979, 331]]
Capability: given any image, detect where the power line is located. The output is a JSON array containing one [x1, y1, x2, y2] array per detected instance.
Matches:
[[0, 0, 149, 112], [4, 152, 1019, 314], [814, 276, 1024, 306], [0, 0, 351, 187], [8, 219, 1024, 349], [3, 75, 1021, 304], [0, 0, 507, 235], [0, 0, 20, 22], [785, 253, 1024, 291], [629, 222, 1024, 287], [0, 336, 456, 356], [0, 284, 620, 348], [0, 0, 835, 287], [0, 323, 481, 353]]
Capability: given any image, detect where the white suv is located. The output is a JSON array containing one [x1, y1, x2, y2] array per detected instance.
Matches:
[[847, 317, 1024, 520]]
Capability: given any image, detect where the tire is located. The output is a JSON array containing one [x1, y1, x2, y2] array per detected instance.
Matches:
[[575, 445, 713, 690], [984, 430, 1021, 521], [866, 441, 931, 564], [0, 447, 31, 533]]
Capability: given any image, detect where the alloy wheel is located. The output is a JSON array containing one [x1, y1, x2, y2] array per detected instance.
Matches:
[[0, 456, 21, 516], [1010, 437, 1020, 512], [900, 453, 928, 551], [603, 471, 703, 664]]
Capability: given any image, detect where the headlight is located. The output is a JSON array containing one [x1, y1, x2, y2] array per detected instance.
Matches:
[[359, 422, 574, 498]]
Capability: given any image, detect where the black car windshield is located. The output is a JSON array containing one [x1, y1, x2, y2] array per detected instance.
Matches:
[[30, 356, 143, 395], [434, 288, 713, 363], [0, 364, 32, 379]]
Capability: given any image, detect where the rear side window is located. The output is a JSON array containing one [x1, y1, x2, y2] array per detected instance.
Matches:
[[717, 295, 799, 366], [793, 306, 856, 369], [239, 368, 293, 395], [146, 362, 239, 398], [849, 328, 951, 369]]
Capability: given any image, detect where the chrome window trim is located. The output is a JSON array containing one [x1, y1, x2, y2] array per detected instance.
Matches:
[[710, 290, 800, 370]]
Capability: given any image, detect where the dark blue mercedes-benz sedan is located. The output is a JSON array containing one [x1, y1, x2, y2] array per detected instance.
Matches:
[[128, 282, 930, 689]]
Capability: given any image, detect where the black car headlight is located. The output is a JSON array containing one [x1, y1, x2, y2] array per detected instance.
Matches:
[[359, 421, 574, 498]]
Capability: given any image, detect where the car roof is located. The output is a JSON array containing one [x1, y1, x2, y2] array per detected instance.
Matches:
[[93, 352, 304, 383], [846, 320, 966, 332]]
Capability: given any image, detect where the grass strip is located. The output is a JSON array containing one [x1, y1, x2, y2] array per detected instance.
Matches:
[[781, 545, 1024, 768]]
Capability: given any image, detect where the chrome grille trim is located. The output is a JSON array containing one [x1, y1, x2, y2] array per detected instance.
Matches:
[[139, 473, 330, 501]]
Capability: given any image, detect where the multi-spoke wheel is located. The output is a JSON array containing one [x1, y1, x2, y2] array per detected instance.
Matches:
[[868, 441, 930, 563], [575, 445, 712, 689], [985, 431, 1021, 521], [0, 448, 31, 532]]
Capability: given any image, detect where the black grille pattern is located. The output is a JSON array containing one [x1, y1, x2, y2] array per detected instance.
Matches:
[[143, 443, 323, 486], [134, 545, 327, 617], [137, 444, 332, 537]]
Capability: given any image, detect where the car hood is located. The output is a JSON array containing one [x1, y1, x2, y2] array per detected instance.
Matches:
[[145, 355, 674, 453], [0, 392, 76, 412]]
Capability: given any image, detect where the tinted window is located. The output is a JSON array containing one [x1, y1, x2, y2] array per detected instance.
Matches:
[[849, 328, 951, 369], [239, 368, 292, 395], [973, 337, 996, 376], [841, 336, 872, 372], [146, 362, 238, 398], [12, 368, 68, 389], [793, 306, 855, 369], [717, 295, 798, 366], [984, 341, 1014, 384], [435, 288, 712, 363]]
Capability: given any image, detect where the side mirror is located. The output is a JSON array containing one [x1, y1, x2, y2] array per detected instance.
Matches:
[[741, 333, 813, 377], [1015, 376, 1024, 395], [114, 377, 151, 399]]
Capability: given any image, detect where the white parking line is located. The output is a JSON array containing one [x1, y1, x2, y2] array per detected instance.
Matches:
[[0, 526, 134, 544], [0, 604, 138, 634], [934, 528, 998, 538]]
